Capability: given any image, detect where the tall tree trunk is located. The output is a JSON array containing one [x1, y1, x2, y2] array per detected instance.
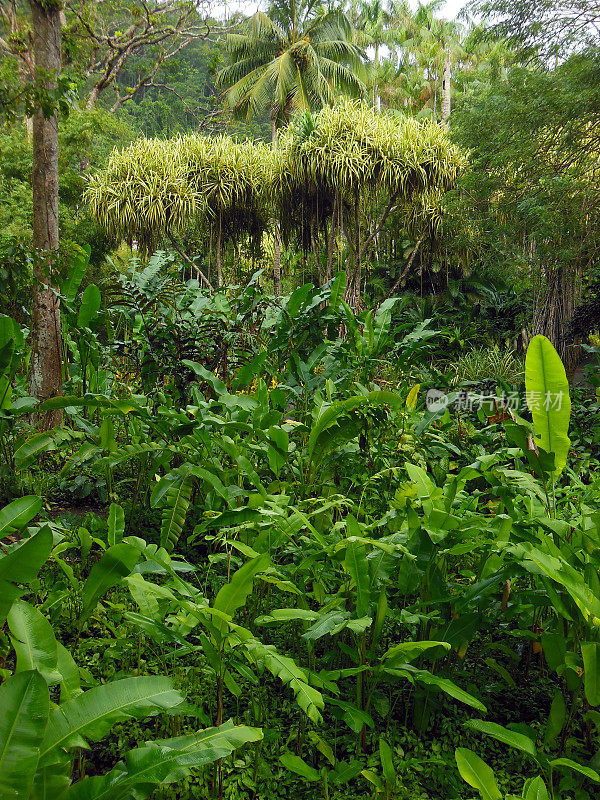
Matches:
[[29, 0, 63, 429], [216, 211, 223, 288], [373, 43, 381, 112], [271, 117, 282, 297], [441, 53, 451, 123], [273, 225, 282, 298]]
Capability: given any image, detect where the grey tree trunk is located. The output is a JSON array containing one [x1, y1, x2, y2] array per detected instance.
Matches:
[[441, 53, 452, 123], [216, 211, 223, 288], [29, 0, 63, 429], [273, 225, 282, 298], [271, 117, 282, 297]]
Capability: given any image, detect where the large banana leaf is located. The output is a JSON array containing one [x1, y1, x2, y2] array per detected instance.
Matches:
[[77, 284, 101, 329], [524, 334, 571, 477], [160, 468, 194, 552], [0, 670, 49, 799], [455, 748, 501, 800], [8, 600, 62, 684], [307, 390, 404, 474], [0, 495, 42, 537], [59, 721, 262, 800], [212, 555, 270, 640], [234, 627, 324, 723], [39, 676, 185, 760], [80, 543, 139, 624], [0, 528, 53, 623]]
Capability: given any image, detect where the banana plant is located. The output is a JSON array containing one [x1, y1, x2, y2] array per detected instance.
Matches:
[[456, 725, 600, 800], [0, 607, 261, 799]]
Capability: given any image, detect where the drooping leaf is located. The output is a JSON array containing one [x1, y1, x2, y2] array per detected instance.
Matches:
[[279, 752, 320, 782], [80, 543, 139, 623], [39, 676, 185, 759], [212, 555, 270, 640], [0, 496, 42, 537], [464, 719, 536, 756], [582, 642, 600, 707]]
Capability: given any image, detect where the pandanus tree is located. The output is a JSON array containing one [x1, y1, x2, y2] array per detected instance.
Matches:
[[86, 135, 277, 289], [218, 0, 367, 137], [278, 100, 464, 306]]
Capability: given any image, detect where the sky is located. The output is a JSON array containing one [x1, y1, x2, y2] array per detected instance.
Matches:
[[216, 0, 468, 21]]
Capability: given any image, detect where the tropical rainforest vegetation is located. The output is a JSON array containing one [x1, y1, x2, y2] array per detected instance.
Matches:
[[3, 0, 600, 798]]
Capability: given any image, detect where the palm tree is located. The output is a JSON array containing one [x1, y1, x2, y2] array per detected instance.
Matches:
[[218, 0, 366, 139], [354, 0, 393, 110]]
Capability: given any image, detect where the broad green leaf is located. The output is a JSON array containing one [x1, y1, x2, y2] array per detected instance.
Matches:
[[80, 543, 139, 623], [455, 748, 501, 800], [345, 532, 370, 618], [77, 283, 101, 328], [464, 719, 536, 756], [409, 668, 487, 712], [308, 391, 404, 467], [523, 776, 549, 800], [524, 334, 571, 477], [14, 433, 56, 470], [108, 503, 125, 547], [213, 555, 270, 639], [328, 270, 346, 314], [383, 641, 450, 666], [234, 627, 324, 722], [0, 496, 42, 537], [39, 676, 184, 758], [549, 758, 600, 782], [8, 600, 61, 684], [582, 642, 600, 706], [544, 690, 566, 745], [0, 528, 53, 585], [379, 739, 396, 787], [61, 720, 262, 800], [406, 384, 420, 411], [279, 752, 320, 782], [0, 671, 49, 798], [56, 642, 82, 703], [160, 469, 194, 552], [62, 244, 90, 303], [255, 608, 319, 624], [405, 463, 435, 499]]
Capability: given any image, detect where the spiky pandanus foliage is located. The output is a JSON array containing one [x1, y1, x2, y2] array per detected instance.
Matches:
[[218, 3, 366, 133], [86, 138, 201, 255], [180, 135, 278, 285], [278, 100, 465, 304], [86, 135, 279, 288]]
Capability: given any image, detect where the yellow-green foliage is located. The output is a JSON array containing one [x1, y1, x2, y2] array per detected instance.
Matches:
[[86, 135, 279, 252], [279, 100, 465, 201], [86, 101, 464, 251]]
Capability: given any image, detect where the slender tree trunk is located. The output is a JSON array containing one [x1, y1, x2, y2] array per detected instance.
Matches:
[[216, 211, 223, 288], [273, 225, 282, 297], [271, 117, 282, 297], [441, 53, 451, 123], [29, 0, 63, 429], [373, 44, 381, 112]]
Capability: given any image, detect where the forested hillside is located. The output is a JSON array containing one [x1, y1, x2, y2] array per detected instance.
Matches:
[[2, 1, 600, 799]]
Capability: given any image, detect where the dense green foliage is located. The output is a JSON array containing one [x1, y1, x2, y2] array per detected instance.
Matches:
[[4, 0, 600, 798], [3, 257, 600, 799]]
